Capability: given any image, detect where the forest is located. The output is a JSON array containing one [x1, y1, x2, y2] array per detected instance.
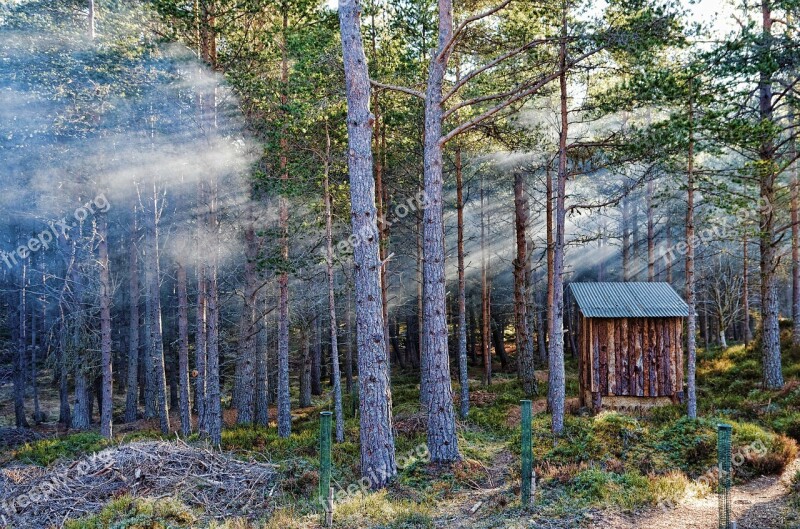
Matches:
[[0, 0, 799, 527]]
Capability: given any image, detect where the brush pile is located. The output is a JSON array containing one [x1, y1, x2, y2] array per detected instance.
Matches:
[[0, 428, 43, 450], [0, 440, 278, 528]]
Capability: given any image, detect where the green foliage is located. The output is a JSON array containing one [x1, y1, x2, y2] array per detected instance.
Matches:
[[64, 496, 196, 529], [16, 432, 109, 466]]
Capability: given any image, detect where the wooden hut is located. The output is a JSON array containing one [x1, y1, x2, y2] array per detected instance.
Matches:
[[568, 282, 689, 412]]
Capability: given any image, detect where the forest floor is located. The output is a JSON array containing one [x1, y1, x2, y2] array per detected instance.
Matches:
[[1, 330, 800, 528]]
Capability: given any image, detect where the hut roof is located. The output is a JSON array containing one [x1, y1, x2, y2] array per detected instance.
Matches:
[[568, 282, 690, 318]]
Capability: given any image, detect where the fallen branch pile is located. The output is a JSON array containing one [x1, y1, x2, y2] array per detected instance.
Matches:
[[0, 428, 43, 450], [0, 440, 278, 528]]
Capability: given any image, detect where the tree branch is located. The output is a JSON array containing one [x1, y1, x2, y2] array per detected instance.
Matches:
[[442, 38, 552, 103], [441, 48, 603, 145], [370, 80, 425, 99], [438, 0, 515, 61]]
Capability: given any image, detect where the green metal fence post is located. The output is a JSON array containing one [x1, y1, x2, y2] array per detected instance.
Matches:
[[320, 411, 333, 526], [718, 423, 732, 529], [521, 399, 533, 508]]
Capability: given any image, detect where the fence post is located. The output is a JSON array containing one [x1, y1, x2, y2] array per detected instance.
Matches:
[[717, 423, 732, 529], [320, 411, 333, 527], [521, 399, 533, 508]]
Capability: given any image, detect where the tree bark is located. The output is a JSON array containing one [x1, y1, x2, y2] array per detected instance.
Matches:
[[791, 105, 799, 346], [277, 8, 292, 438], [177, 261, 192, 436], [456, 146, 470, 418], [514, 171, 536, 396], [324, 125, 345, 441], [686, 83, 698, 418], [742, 233, 752, 347], [144, 179, 170, 435], [339, 0, 397, 486], [255, 286, 270, 427], [125, 226, 140, 423], [13, 263, 29, 428], [206, 186, 222, 445], [195, 246, 208, 434], [758, 0, 783, 389], [548, 4, 568, 435], [98, 213, 113, 439], [237, 222, 258, 424], [481, 174, 492, 386], [300, 326, 312, 408], [647, 179, 655, 282], [311, 316, 323, 396]]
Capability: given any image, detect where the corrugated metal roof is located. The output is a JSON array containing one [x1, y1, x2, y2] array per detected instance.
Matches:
[[568, 282, 690, 318]]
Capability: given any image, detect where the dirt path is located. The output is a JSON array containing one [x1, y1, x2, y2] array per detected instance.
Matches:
[[593, 458, 800, 529]]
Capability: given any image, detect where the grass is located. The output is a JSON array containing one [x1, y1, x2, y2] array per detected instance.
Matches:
[[63, 496, 197, 529], [15, 432, 110, 466], [19, 329, 800, 528]]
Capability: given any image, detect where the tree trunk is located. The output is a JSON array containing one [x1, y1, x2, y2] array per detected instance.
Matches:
[[758, 0, 783, 390], [177, 261, 192, 436], [237, 222, 258, 424], [339, 0, 397, 486], [311, 316, 323, 396], [98, 213, 113, 439], [514, 171, 536, 396], [206, 188, 222, 445], [481, 174, 492, 386], [255, 287, 270, 427], [686, 84, 697, 418], [13, 266, 29, 428], [145, 179, 170, 435], [58, 301, 71, 426], [791, 105, 799, 346], [647, 179, 655, 281], [743, 233, 752, 347], [324, 128, 345, 441], [195, 249, 207, 433], [125, 228, 140, 423], [345, 291, 354, 394], [300, 327, 312, 408], [276, 9, 292, 438], [492, 315, 509, 369], [548, 5, 568, 435], [456, 146, 470, 418]]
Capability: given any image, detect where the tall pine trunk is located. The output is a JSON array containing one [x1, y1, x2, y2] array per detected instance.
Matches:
[[125, 226, 140, 423], [145, 179, 170, 435], [206, 185, 222, 445], [13, 263, 29, 428], [686, 84, 697, 417], [277, 9, 292, 438], [757, 0, 783, 389], [98, 213, 113, 439], [339, 0, 397, 486], [324, 124, 345, 442], [237, 222, 258, 424], [300, 326, 312, 408], [548, 5, 568, 435], [177, 261, 192, 436], [514, 171, 536, 396], [456, 146, 469, 418]]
